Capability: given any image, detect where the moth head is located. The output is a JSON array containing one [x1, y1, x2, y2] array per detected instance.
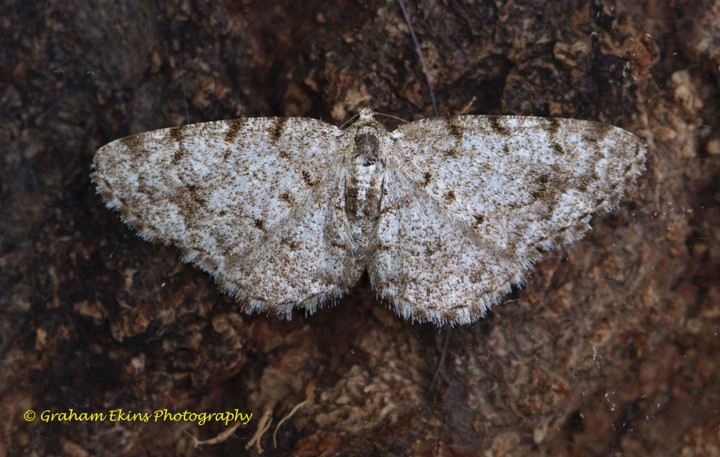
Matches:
[[350, 115, 386, 163], [358, 107, 375, 120]]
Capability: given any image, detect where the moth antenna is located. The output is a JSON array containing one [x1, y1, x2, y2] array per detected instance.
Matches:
[[373, 112, 410, 124], [340, 111, 361, 129]]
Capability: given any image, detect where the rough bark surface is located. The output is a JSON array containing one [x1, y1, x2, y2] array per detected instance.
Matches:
[[1, 0, 719, 456]]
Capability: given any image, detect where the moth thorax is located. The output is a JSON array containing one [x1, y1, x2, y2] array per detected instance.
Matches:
[[345, 128, 386, 255]]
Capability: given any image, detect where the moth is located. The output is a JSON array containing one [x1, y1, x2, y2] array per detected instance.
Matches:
[[92, 108, 645, 326]]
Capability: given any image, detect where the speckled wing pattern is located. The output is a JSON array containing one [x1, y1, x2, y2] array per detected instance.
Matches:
[[370, 116, 645, 325], [92, 118, 360, 317], [93, 110, 645, 326]]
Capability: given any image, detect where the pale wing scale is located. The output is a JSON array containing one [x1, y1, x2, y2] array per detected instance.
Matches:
[[368, 115, 645, 325], [92, 118, 358, 315]]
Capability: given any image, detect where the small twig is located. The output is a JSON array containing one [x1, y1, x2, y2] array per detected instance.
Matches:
[[429, 329, 451, 392], [273, 383, 315, 448], [459, 96, 478, 115], [176, 30, 191, 124], [193, 421, 243, 447], [397, 0, 439, 117], [245, 407, 274, 454]]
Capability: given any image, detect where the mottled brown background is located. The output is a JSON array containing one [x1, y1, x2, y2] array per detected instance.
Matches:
[[1, 0, 719, 456]]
